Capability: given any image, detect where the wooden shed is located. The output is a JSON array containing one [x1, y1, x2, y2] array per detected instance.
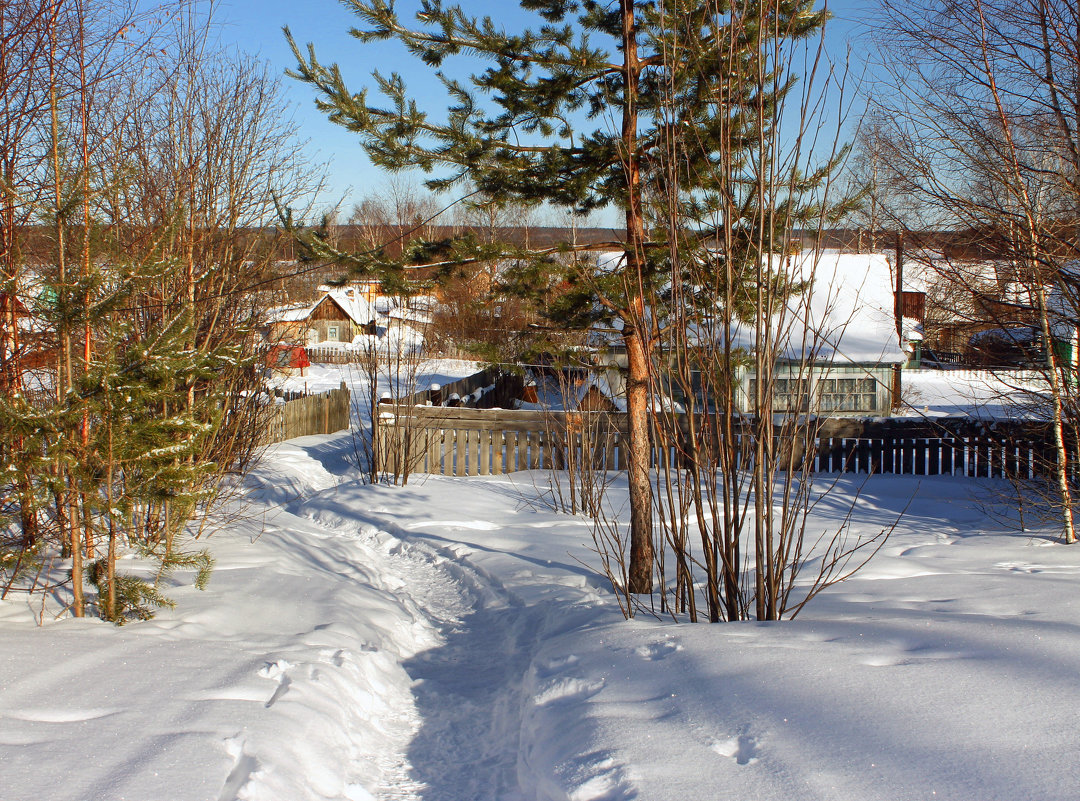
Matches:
[[266, 288, 376, 346], [306, 293, 360, 344]]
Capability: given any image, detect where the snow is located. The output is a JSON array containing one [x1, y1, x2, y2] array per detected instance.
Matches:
[[266, 303, 313, 324], [776, 251, 907, 364], [709, 251, 907, 365], [901, 368, 1046, 418], [5, 363, 1080, 800], [270, 359, 480, 417]]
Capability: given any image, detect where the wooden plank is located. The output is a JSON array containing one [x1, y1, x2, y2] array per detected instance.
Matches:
[[426, 429, 438, 475], [527, 430, 541, 470], [493, 431, 504, 474], [444, 428, 453, 476], [616, 431, 627, 471], [426, 428, 438, 474], [927, 437, 940, 475], [857, 438, 871, 474], [479, 429, 490, 476], [815, 435, 829, 472], [990, 435, 1004, 479], [395, 425, 407, 478], [441, 428, 452, 476], [868, 438, 883, 475], [1020, 440, 1032, 480], [505, 431, 518, 472], [830, 436, 844, 473], [453, 433, 466, 477], [544, 426, 556, 470], [383, 422, 395, 477], [466, 429, 477, 476], [1004, 440, 1018, 479], [914, 439, 927, 475], [941, 436, 955, 476], [558, 425, 570, 471], [387, 417, 549, 433], [377, 420, 390, 476]]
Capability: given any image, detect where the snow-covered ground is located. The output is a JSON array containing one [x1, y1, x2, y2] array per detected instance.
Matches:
[[901, 368, 1046, 419], [4, 422, 1080, 800], [271, 359, 480, 402]]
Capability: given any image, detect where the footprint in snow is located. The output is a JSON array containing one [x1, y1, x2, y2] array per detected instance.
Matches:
[[258, 659, 292, 708], [217, 735, 261, 801], [860, 643, 972, 667], [534, 675, 606, 706], [711, 734, 760, 766], [535, 653, 580, 678], [634, 640, 682, 661], [320, 648, 348, 666], [257, 659, 292, 679]]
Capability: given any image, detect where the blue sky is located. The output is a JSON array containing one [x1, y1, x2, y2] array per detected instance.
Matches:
[[215, 0, 878, 225]]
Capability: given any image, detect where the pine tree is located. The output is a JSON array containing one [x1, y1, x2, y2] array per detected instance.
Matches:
[[288, 0, 830, 594]]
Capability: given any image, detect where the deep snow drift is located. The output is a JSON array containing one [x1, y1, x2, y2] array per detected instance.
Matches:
[[3, 427, 1080, 800]]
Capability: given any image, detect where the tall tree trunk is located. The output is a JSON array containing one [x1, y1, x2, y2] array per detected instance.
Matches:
[[1036, 282, 1077, 543], [620, 0, 653, 595], [623, 324, 654, 594], [49, 0, 82, 617]]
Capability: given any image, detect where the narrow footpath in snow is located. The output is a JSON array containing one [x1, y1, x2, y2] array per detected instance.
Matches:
[[295, 484, 592, 801]]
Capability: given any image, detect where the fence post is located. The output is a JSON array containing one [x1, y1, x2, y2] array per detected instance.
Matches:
[[376, 392, 392, 476]]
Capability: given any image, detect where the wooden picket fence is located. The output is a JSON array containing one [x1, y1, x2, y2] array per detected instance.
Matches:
[[262, 382, 351, 444], [374, 404, 1054, 480], [303, 345, 365, 365], [303, 343, 480, 365]]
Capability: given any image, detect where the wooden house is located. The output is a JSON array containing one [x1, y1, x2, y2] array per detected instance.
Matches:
[[590, 251, 906, 416], [733, 252, 907, 415], [266, 287, 376, 346]]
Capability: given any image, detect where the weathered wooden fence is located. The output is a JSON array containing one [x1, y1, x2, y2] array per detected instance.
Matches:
[[398, 369, 523, 409], [375, 404, 1053, 480], [263, 382, 351, 444], [303, 345, 364, 365], [302, 343, 480, 365]]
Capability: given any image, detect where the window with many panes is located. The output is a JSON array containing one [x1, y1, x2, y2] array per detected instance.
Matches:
[[816, 376, 879, 412], [748, 377, 811, 412]]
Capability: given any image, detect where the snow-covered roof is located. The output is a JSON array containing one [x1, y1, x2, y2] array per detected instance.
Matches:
[[726, 251, 906, 365], [266, 303, 313, 324], [1047, 281, 1079, 341], [569, 371, 627, 412], [323, 287, 376, 326], [969, 326, 1039, 346], [585, 251, 904, 365], [898, 251, 934, 293], [378, 295, 435, 325], [902, 316, 924, 342], [268, 289, 377, 327]]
